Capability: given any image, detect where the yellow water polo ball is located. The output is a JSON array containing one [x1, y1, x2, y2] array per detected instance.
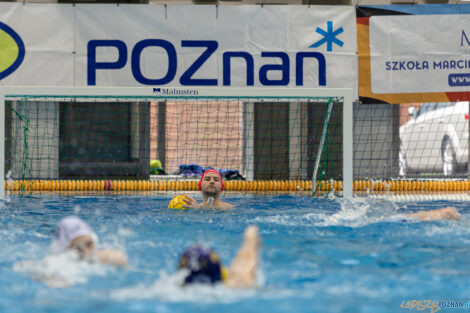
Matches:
[[168, 195, 190, 209]]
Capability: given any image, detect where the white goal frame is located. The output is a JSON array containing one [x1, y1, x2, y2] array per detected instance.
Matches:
[[0, 86, 354, 199]]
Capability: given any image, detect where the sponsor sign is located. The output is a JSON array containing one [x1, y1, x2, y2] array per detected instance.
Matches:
[[0, 3, 357, 93]]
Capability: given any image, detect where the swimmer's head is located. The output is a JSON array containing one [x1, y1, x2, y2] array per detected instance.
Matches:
[[50, 216, 98, 258], [198, 170, 224, 197], [178, 245, 222, 285]]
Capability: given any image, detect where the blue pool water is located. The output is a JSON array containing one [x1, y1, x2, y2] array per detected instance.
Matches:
[[1, 195, 469, 313]]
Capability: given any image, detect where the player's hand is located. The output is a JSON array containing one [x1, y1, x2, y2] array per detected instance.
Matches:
[[182, 195, 200, 208], [243, 225, 261, 249]]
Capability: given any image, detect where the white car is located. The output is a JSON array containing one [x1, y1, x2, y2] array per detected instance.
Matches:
[[399, 101, 469, 176]]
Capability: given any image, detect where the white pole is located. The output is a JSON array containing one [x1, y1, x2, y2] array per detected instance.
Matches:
[[342, 92, 354, 199], [0, 94, 5, 200]]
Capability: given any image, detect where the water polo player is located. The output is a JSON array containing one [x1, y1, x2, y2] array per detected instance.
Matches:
[[51, 216, 128, 266], [178, 225, 260, 288], [386, 206, 460, 222], [182, 169, 233, 209]]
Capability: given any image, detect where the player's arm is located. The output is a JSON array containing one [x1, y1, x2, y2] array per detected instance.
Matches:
[[96, 250, 128, 266], [225, 226, 260, 288], [407, 207, 460, 221], [218, 202, 234, 209]]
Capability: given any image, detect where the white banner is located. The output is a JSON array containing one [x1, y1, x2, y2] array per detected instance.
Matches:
[[370, 14, 470, 94], [0, 3, 357, 92]]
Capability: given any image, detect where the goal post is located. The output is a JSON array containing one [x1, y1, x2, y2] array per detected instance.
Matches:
[[0, 86, 354, 199]]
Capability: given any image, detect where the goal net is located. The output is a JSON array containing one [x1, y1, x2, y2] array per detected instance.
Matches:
[[0, 87, 353, 198]]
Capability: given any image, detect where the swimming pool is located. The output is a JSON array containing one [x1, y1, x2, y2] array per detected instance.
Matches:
[[1, 195, 469, 313]]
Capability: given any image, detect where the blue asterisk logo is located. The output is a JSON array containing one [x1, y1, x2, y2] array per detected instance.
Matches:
[[309, 21, 344, 52]]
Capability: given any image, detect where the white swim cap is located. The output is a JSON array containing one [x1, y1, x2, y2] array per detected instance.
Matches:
[[50, 216, 98, 254]]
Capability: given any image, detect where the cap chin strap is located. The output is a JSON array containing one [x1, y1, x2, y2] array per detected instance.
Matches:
[[207, 197, 214, 206]]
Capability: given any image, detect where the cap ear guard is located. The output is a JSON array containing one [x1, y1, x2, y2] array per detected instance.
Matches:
[[198, 169, 224, 191]]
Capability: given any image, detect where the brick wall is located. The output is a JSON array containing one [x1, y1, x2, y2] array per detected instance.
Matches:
[[150, 100, 244, 174]]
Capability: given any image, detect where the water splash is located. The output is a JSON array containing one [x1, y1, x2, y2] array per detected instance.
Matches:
[[249, 198, 403, 228], [13, 250, 112, 288], [111, 269, 256, 303], [313, 198, 401, 227]]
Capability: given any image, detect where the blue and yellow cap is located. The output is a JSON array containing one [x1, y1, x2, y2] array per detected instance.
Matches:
[[178, 245, 226, 284]]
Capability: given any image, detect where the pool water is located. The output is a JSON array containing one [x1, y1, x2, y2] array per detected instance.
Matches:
[[1, 195, 469, 313]]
